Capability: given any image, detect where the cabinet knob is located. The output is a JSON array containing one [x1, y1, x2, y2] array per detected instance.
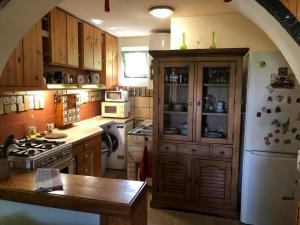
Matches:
[[165, 146, 169, 150], [35, 76, 39, 81], [84, 168, 88, 173], [85, 143, 88, 149], [219, 151, 225, 155], [188, 102, 193, 106], [192, 149, 197, 153], [196, 101, 202, 106], [85, 153, 89, 159]]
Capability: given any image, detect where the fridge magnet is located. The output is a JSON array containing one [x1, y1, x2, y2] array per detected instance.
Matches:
[[275, 105, 281, 113], [295, 134, 300, 141], [266, 109, 272, 113], [256, 112, 262, 117], [296, 97, 300, 103], [284, 139, 292, 144], [268, 133, 273, 138], [265, 140, 271, 145], [291, 128, 298, 134], [266, 84, 274, 93], [271, 119, 279, 125], [264, 137, 270, 142], [275, 129, 280, 134], [270, 67, 295, 89], [262, 107, 266, 112], [297, 112, 300, 121], [267, 96, 273, 102], [282, 118, 290, 135], [287, 96, 292, 104], [276, 95, 284, 102], [274, 138, 280, 143]]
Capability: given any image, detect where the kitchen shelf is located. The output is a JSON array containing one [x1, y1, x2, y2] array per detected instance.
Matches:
[[164, 83, 188, 87], [164, 111, 188, 115], [203, 83, 229, 87], [202, 112, 228, 116], [46, 84, 107, 90]]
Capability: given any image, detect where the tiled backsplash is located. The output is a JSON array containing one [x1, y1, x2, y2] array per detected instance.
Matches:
[[0, 90, 101, 144]]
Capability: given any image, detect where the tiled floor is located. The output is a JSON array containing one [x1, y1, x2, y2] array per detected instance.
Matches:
[[104, 169, 242, 225]]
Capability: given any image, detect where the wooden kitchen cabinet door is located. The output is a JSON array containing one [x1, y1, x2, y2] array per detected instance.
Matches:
[[157, 154, 192, 200], [104, 33, 113, 88], [112, 36, 118, 87], [193, 159, 231, 207], [82, 23, 94, 69], [67, 14, 79, 67], [282, 0, 297, 15], [50, 8, 67, 65], [77, 148, 94, 176], [0, 41, 23, 87], [23, 21, 43, 87], [93, 28, 103, 71]]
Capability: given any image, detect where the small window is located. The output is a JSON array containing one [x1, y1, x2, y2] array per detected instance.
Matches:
[[122, 47, 149, 78]]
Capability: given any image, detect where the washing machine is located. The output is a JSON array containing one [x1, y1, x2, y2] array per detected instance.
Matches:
[[101, 120, 133, 170]]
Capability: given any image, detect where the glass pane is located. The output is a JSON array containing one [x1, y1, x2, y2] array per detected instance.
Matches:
[[163, 67, 189, 136], [202, 67, 230, 139]]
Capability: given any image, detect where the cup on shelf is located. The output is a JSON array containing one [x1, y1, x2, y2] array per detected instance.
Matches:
[[174, 103, 183, 112]]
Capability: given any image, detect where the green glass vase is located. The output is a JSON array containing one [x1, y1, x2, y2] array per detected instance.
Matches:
[[209, 31, 217, 49], [180, 32, 187, 50]]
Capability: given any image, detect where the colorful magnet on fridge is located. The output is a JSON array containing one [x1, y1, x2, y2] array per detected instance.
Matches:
[[272, 119, 279, 125], [275, 129, 280, 134], [291, 128, 298, 134], [266, 84, 274, 93], [265, 141, 271, 145], [284, 139, 291, 144], [262, 107, 266, 112], [295, 134, 300, 141], [282, 118, 290, 135], [296, 98, 300, 103], [264, 136, 269, 142], [266, 109, 272, 113], [268, 133, 273, 138], [276, 95, 284, 102], [274, 138, 280, 143], [267, 96, 273, 102], [256, 112, 262, 117], [287, 96, 292, 104], [275, 105, 281, 113], [297, 112, 300, 121]]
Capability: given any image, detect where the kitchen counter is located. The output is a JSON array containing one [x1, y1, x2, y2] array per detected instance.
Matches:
[[51, 116, 134, 144], [0, 169, 147, 225]]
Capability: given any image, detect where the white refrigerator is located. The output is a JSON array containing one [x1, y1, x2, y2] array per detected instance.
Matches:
[[241, 51, 300, 225]]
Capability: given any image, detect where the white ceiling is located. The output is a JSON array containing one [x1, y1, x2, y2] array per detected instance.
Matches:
[[59, 0, 236, 37]]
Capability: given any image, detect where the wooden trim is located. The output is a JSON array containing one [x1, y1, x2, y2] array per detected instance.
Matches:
[[149, 48, 249, 58]]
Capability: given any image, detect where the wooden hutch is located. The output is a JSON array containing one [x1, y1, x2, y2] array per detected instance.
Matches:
[[149, 48, 249, 218]]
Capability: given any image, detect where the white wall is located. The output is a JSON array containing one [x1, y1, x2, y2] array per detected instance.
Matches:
[[171, 13, 277, 51], [118, 36, 152, 88], [0, 0, 62, 74]]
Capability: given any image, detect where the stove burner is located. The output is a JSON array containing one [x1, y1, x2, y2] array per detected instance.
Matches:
[[27, 149, 36, 156]]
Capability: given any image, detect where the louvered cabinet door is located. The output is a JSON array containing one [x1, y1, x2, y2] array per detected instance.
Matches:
[[194, 160, 231, 207], [157, 154, 192, 200]]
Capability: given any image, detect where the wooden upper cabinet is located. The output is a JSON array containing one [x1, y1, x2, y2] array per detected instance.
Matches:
[[282, 0, 297, 15], [67, 14, 79, 67], [50, 8, 67, 65], [23, 21, 43, 87], [103, 33, 118, 88], [112, 36, 118, 87], [0, 41, 23, 87], [93, 28, 103, 71], [82, 23, 94, 69]]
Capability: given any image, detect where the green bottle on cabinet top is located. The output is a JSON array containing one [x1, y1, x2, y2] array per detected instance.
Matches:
[[180, 32, 187, 50], [210, 31, 217, 49]]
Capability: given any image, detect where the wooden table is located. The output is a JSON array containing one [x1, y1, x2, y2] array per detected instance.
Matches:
[[0, 170, 147, 225]]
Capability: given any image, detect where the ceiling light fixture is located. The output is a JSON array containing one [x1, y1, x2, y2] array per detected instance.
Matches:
[[148, 6, 174, 19], [91, 18, 103, 25]]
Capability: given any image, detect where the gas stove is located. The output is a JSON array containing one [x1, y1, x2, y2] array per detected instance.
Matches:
[[8, 138, 73, 170]]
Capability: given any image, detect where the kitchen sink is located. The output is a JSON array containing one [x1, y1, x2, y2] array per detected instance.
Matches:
[[128, 125, 152, 136]]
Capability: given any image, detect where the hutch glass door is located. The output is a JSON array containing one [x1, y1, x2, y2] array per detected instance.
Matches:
[[159, 62, 194, 141], [196, 62, 236, 144]]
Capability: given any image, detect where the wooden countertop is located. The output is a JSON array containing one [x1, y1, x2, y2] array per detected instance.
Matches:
[[0, 170, 147, 217]]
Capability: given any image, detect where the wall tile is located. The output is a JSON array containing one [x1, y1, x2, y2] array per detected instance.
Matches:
[[135, 107, 150, 118], [135, 97, 150, 108]]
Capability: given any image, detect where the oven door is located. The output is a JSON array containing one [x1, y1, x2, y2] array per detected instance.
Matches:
[[50, 157, 76, 174]]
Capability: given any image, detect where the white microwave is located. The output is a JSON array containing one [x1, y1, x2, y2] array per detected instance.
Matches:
[[101, 101, 130, 118], [105, 90, 128, 102]]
